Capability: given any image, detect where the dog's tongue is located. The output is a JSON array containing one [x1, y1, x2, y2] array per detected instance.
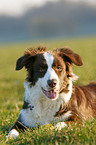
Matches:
[[47, 90, 57, 99], [42, 89, 58, 99]]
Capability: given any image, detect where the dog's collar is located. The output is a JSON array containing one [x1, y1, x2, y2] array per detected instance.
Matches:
[[23, 101, 34, 110]]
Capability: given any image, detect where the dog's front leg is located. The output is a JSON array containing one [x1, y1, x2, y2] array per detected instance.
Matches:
[[7, 128, 19, 139], [6, 120, 27, 139], [55, 122, 67, 131]]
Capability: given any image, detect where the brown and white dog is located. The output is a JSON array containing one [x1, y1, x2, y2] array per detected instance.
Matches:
[[8, 46, 96, 138]]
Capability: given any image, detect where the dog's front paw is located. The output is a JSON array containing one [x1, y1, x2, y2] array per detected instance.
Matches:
[[6, 129, 19, 139], [55, 122, 67, 131]]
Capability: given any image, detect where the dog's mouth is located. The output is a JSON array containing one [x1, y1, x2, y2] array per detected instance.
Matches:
[[41, 87, 59, 99]]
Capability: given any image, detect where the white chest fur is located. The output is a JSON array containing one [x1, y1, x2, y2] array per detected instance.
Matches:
[[19, 80, 72, 127]]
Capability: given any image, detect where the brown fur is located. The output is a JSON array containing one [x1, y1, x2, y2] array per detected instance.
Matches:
[[55, 82, 96, 120]]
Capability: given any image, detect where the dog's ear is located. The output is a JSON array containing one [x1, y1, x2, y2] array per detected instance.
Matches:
[[16, 55, 36, 71], [16, 56, 25, 70], [16, 46, 47, 71], [57, 47, 83, 66], [16, 49, 37, 71]]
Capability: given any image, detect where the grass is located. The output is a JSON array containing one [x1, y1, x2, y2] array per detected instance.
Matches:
[[0, 36, 96, 145]]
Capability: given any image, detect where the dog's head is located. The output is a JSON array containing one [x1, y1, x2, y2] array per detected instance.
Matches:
[[16, 46, 83, 100]]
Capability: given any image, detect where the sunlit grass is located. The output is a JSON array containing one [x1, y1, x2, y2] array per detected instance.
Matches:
[[0, 36, 96, 144]]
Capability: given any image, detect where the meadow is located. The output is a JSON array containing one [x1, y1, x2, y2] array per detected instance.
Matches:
[[0, 37, 96, 145]]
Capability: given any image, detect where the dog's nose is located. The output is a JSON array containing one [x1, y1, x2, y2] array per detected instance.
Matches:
[[47, 79, 57, 88]]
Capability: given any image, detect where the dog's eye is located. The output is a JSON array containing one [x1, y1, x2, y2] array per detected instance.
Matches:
[[56, 66, 62, 72], [39, 67, 45, 73]]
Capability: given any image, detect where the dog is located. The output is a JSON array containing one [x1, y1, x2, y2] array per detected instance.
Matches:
[[7, 46, 96, 138]]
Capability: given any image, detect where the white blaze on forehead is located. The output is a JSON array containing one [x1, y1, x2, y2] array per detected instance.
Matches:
[[43, 52, 54, 68], [43, 52, 59, 90]]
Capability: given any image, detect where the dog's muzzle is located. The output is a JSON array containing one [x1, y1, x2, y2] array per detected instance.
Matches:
[[41, 79, 59, 99], [41, 87, 59, 99], [47, 79, 57, 88]]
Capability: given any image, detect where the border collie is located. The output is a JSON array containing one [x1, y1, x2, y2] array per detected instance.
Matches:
[[7, 46, 96, 138]]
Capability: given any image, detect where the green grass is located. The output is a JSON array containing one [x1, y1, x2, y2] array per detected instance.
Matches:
[[0, 36, 96, 145]]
